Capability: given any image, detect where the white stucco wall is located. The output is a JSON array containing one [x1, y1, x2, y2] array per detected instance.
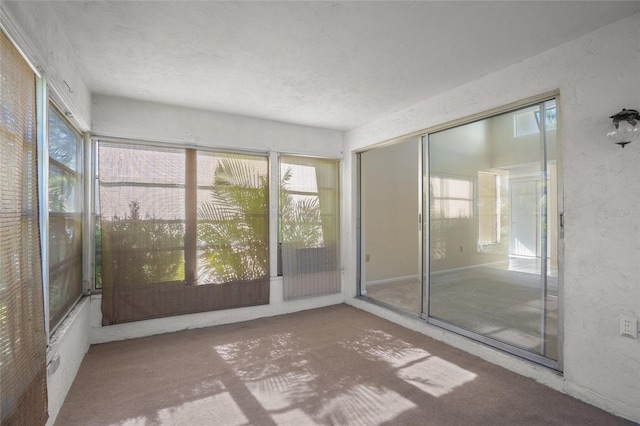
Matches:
[[343, 13, 640, 422], [2, 1, 91, 131], [45, 298, 91, 426], [92, 95, 344, 158]]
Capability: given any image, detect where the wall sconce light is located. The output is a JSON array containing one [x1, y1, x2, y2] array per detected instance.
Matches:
[[607, 108, 639, 148]]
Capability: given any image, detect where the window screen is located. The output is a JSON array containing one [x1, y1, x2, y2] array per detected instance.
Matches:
[[279, 156, 340, 300], [97, 142, 269, 324]]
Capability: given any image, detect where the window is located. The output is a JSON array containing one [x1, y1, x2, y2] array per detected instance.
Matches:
[[279, 156, 340, 300], [48, 105, 83, 331], [514, 103, 557, 137], [97, 142, 269, 324], [429, 176, 473, 261], [430, 176, 473, 219], [477, 172, 500, 245]]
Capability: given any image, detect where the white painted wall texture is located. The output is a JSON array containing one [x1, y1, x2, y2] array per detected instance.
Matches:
[[2, 1, 91, 131], [45, 299, 91, 426], [92, 95, 344, 158], [343, 13, 640, 422]]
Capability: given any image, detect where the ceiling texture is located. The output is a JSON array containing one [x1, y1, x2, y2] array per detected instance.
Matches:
[[39, 1, 640, 130]]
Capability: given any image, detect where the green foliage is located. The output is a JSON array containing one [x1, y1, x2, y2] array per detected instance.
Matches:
[[279, 167, 323, 247], [101, 201, 185, 287], [49, 171, 75, 212], [197, 157, 269, 283]]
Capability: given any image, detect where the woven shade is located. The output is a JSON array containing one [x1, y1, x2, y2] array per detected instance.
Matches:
[[98, 143, 269, 324], [280, 156, 340, 300], [0, 31, 48, 425]]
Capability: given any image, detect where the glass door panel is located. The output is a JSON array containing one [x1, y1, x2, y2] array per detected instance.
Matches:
[[360, 138, 421, 315], [427, 100, 559, 363]]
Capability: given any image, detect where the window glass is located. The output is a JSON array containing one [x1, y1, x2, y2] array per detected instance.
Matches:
[[196, 152, 269, 284], [429, 100, 559, 362], [48, 106, 83, 331], [97, 143, 269, 324], [279, 156, 340, 300]]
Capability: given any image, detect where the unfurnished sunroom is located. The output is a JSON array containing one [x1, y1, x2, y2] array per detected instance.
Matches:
[[1, 1, 639, 425]]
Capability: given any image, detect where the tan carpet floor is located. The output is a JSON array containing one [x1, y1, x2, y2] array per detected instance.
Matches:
[[56, 304, 632, 426], [365, 265, 558, 359]]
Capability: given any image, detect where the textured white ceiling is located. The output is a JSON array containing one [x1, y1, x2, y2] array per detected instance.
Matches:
[[44, 1, 640, 130]]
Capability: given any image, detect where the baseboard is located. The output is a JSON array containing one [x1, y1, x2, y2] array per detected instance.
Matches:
[[365, 275, 419, 286], [430, 260, 508, 276]]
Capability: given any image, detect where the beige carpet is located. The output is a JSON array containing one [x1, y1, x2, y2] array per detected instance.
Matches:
[[56, 305, 631, 426]]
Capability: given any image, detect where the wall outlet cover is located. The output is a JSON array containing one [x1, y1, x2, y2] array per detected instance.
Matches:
[[620, 316, 638, 339]]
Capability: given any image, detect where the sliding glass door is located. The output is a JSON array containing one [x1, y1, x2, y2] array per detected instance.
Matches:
[[426, 99, 559, 366], [359, 137, 422, 315], [358, 97, 561, 368]]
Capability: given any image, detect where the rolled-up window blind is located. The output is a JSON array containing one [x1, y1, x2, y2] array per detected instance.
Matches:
[[98, 143, 269, 324], [0, 31, 48, 425], [279, 156, 340, 300]]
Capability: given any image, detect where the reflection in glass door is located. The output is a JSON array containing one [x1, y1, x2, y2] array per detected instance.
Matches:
[[359, 138, 422, 315], [426, 99, 560, 367]]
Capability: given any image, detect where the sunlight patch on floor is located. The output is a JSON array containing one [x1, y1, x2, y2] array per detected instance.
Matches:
[[244, 370, 317, 410], [341, 329, 476, 398], [212, 330, 419, 425], [109, 416, 148, 426], [109, 383, 248, 426], [156, 393, 248, 425], [315, 384, 417, 425], [397, 356, 477, 397], [341, 330, 431, 368]]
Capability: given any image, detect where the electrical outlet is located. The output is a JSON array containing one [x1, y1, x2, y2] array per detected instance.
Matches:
[[620, 316, 638, 339]]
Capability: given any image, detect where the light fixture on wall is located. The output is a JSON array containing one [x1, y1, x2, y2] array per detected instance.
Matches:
[[607, 108, 639, 148]]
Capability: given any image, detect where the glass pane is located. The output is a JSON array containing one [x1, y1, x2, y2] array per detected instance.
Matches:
[[428, 102, 558, 361], [280, 156, 340, 300], [49, 260, 82, 328], [360, 139, 420, 314], [48, 107, 79, 171], [48, 106, 82, 330], [97, 144, 270, 325], [49, 166, 78, 213], [49, 214, 81, 267], [98, 143, 186, 287], [196, 152, 269, 284]]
